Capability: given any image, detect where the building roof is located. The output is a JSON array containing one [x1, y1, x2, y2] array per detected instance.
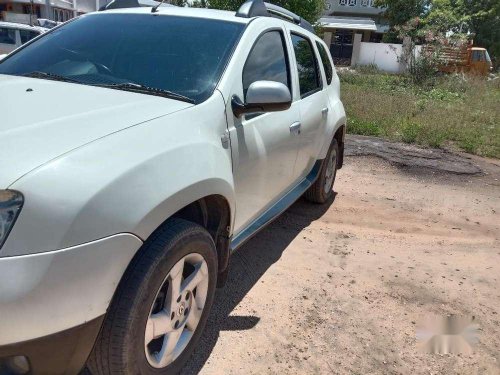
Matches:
[[320, 16, 377, 31], [320, 16, 389, 32]]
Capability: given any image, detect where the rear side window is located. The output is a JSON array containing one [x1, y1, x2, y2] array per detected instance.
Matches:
[[243, 30, 290, 99], [0, 27, 16, 45], [316, 41, 333, 85], [19, 30, 40, 44], [291, 33, 321, 97]]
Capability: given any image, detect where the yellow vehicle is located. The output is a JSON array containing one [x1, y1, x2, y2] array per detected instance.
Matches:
[[429, 42, 493, 76]]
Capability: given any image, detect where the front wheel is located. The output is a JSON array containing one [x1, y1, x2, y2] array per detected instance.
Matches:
[[304, 138, 339, 204], [87, 219, 217, 374]]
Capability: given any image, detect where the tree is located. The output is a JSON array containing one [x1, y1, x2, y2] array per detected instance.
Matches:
[[190, 0, 208, 6], [374, 0, 430, 27], [375, 0, 499, 63], [194, 0, 325, 24], [465, 0, 500, 64]]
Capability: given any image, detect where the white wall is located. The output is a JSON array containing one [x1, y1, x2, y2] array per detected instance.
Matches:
[[358, 42, 402, 73], [356, 41, 423, 73]]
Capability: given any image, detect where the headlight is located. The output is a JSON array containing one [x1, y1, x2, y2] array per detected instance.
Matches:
[[0, 190, 23, 249]]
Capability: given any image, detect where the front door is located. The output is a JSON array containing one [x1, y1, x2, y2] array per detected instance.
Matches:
[[226, 29, 301, 235]]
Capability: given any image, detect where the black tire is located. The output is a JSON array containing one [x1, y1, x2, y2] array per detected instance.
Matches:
[[87, 219, 218, 375], [304, 138, 339, 204]]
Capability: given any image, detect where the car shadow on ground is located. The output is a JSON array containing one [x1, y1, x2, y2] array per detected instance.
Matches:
[[181, 194, 336, 374]]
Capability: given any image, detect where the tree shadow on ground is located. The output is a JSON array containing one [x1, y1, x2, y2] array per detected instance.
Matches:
[[182, 195, 336, 374]]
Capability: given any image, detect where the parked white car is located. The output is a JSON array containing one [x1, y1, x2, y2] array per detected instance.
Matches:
[[0, 21, 46, 55], [0, 0, 346, 374]]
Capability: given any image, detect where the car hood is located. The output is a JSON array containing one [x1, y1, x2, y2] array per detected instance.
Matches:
[[0, 74, 193, 187]]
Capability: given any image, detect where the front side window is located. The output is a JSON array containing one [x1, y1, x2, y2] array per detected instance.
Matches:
[[0, 28, 16, 45], [316, 41, 333, 85], [472, 50, 485, 62], [243, 30, 290, 99], [291, 33, 321, 97], [0, 14, 244, 103]]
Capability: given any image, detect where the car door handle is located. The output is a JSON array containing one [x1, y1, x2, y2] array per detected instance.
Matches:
[[322, 107, 329, 115], [290, 122, 301, 135]]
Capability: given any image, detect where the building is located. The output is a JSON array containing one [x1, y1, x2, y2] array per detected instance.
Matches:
[[0, 0, 106, 25], [321, 0, 389, 65]]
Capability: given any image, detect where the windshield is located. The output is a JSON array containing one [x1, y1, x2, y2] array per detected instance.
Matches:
[[0, 14, 244, 103]]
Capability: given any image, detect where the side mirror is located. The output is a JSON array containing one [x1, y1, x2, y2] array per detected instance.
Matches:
[[232, 81, 292, 118]]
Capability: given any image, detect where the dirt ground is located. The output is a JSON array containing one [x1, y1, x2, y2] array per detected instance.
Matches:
[[183, 141, 500, 374]]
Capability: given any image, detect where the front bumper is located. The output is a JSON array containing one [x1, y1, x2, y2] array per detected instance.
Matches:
[[0, 233, 143, 374], [0, 316, 104, 375]]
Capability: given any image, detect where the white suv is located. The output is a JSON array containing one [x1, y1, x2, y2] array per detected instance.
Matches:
[[0, 1, 346, 373], [0, 22, 46, 56]]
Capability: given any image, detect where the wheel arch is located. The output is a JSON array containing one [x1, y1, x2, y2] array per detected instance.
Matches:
[[131, 181, 235, 288]]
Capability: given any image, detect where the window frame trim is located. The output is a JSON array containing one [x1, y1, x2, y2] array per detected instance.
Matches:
[[241, 27, 293, 101], [290, 31, 324, 99]]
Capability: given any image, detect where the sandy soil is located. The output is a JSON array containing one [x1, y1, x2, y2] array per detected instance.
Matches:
[[183, 153, 500, 374]]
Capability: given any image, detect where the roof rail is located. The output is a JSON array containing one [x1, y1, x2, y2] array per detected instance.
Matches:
[[100, 0, 174, 11], [236, 0, 315, 34]]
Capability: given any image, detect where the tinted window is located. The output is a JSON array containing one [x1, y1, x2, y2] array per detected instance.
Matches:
[[316, 41, 333, 85], [291, 33, 321, 97], [472, 50, 485, 62], [243, 31, 290, 99], [0, 27, 16, 45], [0, 14, 244, 103], [19, 30, 40, 44]]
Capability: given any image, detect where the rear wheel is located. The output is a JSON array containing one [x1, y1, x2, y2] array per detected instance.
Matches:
[[87, 219, 217, 374], [304, 139, 339, 204]]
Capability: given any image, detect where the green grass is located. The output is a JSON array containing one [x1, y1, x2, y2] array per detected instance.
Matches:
[[339, 70, 500, 158]]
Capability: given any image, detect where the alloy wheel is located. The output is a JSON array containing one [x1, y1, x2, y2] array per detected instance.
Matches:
[[324, 147, 337, 194], [144, 253, 209, 368]]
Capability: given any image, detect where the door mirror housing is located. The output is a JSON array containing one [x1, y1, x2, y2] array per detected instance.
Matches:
[[232, 81, 292, 118]]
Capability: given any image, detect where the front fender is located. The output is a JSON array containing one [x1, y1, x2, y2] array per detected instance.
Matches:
[[3, 94, 235, 257]]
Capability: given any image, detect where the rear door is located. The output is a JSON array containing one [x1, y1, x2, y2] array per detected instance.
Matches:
[[287, 29, 329, 180], [226, 26, 301, 234]]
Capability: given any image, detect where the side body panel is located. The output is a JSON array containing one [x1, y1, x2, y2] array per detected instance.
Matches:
[[285, 24, 330, 180], [218, 18, 302, 235], [315, 39, 347, 160]]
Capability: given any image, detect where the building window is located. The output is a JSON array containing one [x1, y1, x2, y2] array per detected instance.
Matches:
[[339, 0, 348, 5], [22, 4, 41, 17], [340, 0, 358, 5], [53, 8, 73, 22]]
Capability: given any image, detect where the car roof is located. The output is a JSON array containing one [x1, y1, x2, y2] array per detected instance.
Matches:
[[97, 6, 250, 25], [92, 6, 319, 40], [0, 21, 46, 32]]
